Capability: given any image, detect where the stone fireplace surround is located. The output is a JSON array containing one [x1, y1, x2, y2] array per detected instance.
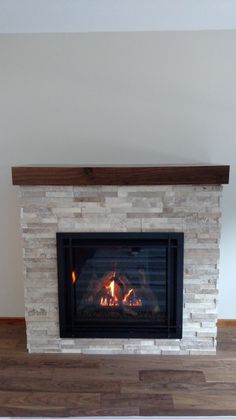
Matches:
[[12, 166, 229, 354]]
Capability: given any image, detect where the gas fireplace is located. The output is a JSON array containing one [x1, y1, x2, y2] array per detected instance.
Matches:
[[57, 232, 184, 339]]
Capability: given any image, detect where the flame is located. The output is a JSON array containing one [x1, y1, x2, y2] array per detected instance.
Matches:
[[100, 296, 119, 307], [105, 279, 115, 298], [71, 271, 76, 284], [123, 288, 134, 303], [100, 297, 107, 306], [100, 274, 142, 307]]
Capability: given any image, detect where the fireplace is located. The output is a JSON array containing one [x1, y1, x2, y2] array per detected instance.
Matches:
[[12, 165, 229, 354], [57, 232, 184, 339]]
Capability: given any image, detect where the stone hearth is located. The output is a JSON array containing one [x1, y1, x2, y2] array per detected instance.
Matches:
[[19, 184, 222, 354]]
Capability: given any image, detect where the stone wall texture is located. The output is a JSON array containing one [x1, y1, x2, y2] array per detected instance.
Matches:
[[19, 185, 222, 354]]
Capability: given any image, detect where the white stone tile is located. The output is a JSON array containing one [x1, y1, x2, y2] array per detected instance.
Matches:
[[20, 184, 222, 354]]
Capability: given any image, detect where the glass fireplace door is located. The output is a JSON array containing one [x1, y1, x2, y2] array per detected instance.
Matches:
[[57, 232, 183, 339]]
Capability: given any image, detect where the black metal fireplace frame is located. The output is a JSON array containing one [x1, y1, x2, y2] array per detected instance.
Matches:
[[57, 232, 184, 339]]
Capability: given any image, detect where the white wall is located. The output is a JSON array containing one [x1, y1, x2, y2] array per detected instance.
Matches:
[[1, 0, 236, 33], [0, 31, 235, 317]]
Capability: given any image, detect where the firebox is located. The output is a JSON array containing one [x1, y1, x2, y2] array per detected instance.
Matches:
[[57, 232, 184, 339]]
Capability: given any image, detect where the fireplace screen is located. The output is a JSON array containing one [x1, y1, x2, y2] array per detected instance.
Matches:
[[57, 232, 183, 339]]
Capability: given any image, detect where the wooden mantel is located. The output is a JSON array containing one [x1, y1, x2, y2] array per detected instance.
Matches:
[[11, 165, 230, 186]]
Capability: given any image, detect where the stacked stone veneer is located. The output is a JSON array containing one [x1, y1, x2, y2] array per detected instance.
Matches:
[[19, 185, 222, 354]]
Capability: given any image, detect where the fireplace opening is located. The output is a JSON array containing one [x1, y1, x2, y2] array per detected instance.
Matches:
[[57, 232, 184, 339]]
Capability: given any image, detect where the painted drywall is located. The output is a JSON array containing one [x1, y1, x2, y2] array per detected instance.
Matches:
[[1, 0, 236, 33], [0, 31, 235, 317]]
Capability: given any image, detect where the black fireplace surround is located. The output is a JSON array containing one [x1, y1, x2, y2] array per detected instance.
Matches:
[[57, 232, 184, 339]]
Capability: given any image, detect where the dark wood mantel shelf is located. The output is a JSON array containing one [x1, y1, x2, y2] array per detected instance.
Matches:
[[11, 165, 230, 186]]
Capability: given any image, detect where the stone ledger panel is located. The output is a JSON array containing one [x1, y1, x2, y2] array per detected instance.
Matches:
[[20, 185, 222, 354]]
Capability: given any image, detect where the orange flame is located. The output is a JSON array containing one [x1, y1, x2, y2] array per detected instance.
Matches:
[[100, 274, 142, 307], [71, 271, 76, 284], [123, 288, 134, 303], [105, 279, 115, 298], [100, 296, 119, 307]]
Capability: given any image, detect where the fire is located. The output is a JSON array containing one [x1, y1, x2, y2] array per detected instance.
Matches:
[[105, 279, 115, 298], [100, 274, 142, 307], [123, 288, 134, 303], [100, 297, 119, 307], [71, 271, 76, 284]]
